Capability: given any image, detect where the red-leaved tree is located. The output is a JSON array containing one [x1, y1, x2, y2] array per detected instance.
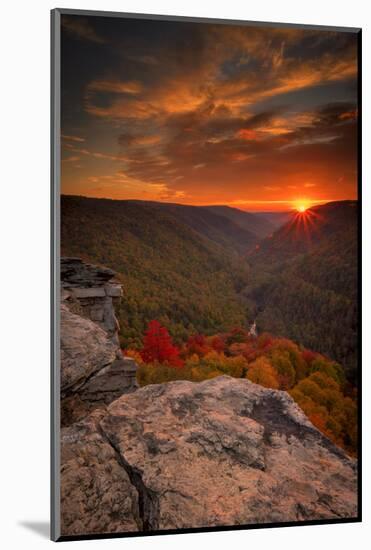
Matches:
[[186, 334, 209, 356], [210, 335, 225, 353], [301, 349, 318, 365], [140, 320, 183, 367]]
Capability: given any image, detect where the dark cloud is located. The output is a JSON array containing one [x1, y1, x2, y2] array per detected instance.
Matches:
[[62, 16, 106, 44], [314, 102, 357, 126], [117, 100, 357, 189]]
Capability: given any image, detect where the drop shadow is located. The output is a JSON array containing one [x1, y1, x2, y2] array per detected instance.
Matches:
[[18, 521, 50, 539]]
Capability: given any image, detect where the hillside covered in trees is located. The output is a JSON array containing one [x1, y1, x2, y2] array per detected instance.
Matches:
[[61, 196, 358, 384], [126, 200, 275, 253], [245, 201, 358, 381], [61, 196, 251, 347]]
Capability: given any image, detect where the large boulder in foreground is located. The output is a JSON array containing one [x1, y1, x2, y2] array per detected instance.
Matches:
[[60, 376, 357, 537]]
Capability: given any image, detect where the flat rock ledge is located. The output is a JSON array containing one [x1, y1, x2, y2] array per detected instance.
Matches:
[[61, 376, 357, 537]]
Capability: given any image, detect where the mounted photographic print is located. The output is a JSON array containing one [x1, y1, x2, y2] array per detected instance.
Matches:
[[51, 8, 361, 541]]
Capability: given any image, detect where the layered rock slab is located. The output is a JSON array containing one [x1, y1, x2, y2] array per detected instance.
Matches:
[[61, 257, 122, 344], [61, 376, 357, 536]]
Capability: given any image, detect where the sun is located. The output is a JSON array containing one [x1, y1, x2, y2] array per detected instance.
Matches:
[[293, 199, 311, 213]]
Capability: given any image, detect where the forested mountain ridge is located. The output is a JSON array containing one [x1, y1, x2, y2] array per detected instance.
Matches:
[[245, 200, 358, 380], [129, 200, 274, 254], [61, 195, 249, 347], [203, 205, 275, 238], [252, 210, 293, 229], [253, 201, 357, 262]]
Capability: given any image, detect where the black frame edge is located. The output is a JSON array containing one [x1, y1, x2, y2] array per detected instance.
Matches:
[[57, 516, 361, 543], [356, 27, 362, 523], [51, 7, 61, 543], [54, 7, 361, 33]]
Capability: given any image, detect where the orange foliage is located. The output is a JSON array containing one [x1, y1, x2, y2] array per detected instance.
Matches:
[[246, 356, 279, 389], [186, 334, 210, 356], [210, 335, 225, 353]]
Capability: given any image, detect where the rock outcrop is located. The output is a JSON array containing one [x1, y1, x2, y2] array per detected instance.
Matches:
[[60, 376, 357, 537], [60, 257, 138, 426], [61, 257, 122, 345]]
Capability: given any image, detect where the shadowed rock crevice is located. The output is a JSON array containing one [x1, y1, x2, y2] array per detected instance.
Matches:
[[97, 423, 160, 531]]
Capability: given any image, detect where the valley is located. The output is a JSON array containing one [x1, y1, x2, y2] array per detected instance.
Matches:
[[61, 196, 358, 383]]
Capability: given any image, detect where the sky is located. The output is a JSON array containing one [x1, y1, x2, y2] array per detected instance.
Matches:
[[61, 15, 359, 211]]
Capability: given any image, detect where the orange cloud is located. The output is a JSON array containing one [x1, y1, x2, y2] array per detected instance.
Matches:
[[339, 109, 357, 121], [238, 129, 258, 140], [62, 134, 85, 143], [84, 32, 357, 127], [87, 79, 142, 94], [65, 146, 128, 162], [62, 155, 80, 163]]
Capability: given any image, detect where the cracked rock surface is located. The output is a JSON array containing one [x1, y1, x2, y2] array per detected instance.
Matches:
[[61, 410, 140, 535], [60, 376, 357, 536]]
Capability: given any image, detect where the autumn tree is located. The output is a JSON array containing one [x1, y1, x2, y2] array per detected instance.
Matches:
[[140, 320, 183, 367], [200, 351, 248, 378], [257, 333, 274, 351], [270, 338, 307, 382], [309, 357, 345, 387], [186, 334, 209, 356], [246, 356, 279, 389], [229, 342, 248, 357], [225, 327, 247, 345], [301, 349, 318, 365], [210, 335, 225, 353], [269, 349, 296, 389]]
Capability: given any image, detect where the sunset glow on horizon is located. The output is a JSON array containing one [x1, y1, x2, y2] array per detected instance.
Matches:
[[61, 16, 358, 212]]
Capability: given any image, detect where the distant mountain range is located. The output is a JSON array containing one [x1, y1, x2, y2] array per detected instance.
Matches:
[[61, 195, 358, 381], [251, 210, 293, 229], [127, 200, 274, 254]]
